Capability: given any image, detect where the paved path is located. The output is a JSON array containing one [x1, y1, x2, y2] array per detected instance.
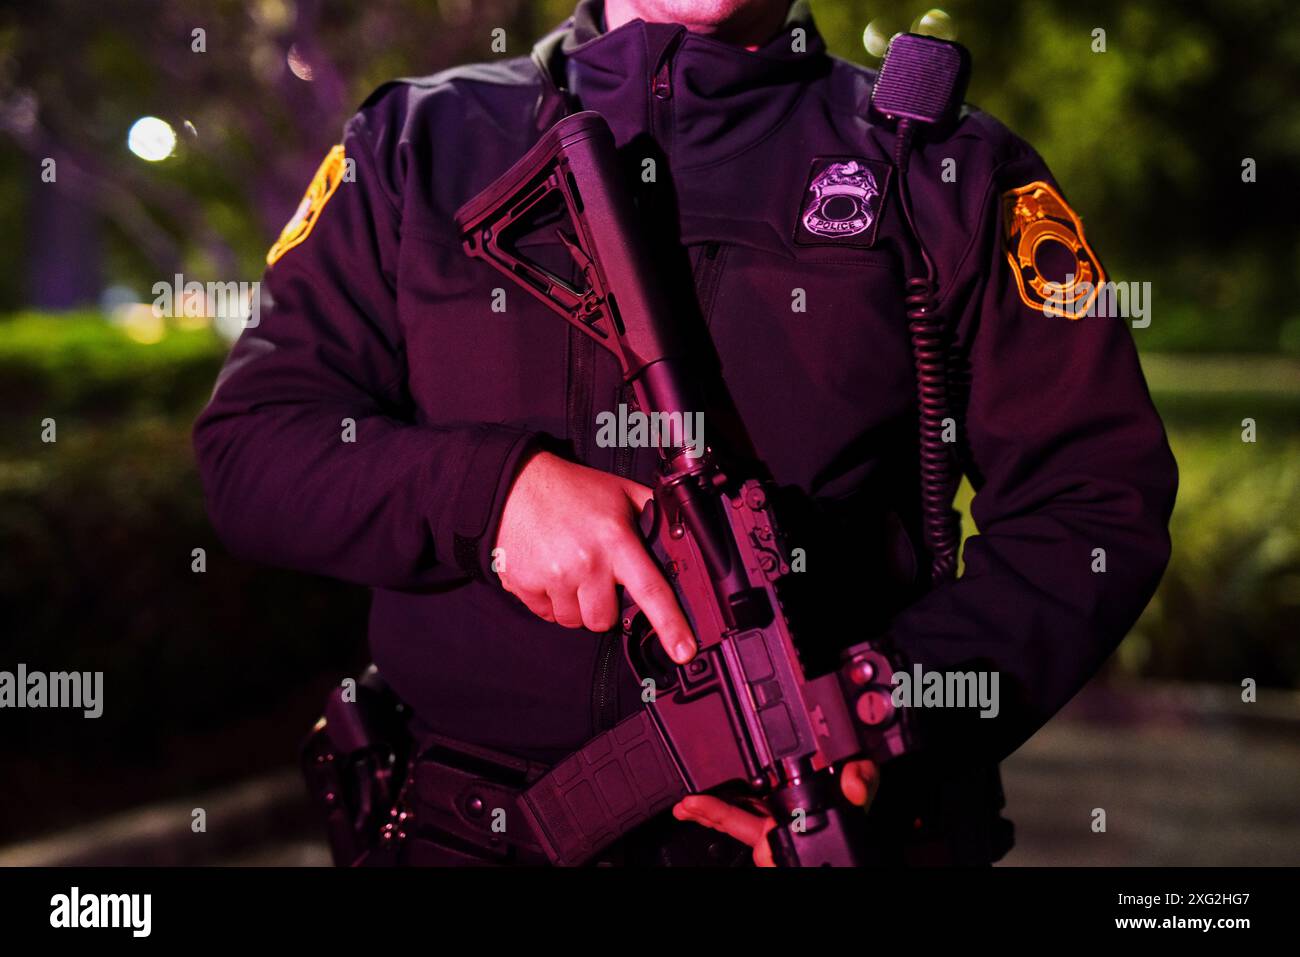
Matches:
[[1001, 688, 1300, 866]]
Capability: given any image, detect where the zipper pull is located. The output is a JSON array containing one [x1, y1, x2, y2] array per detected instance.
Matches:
[[651, 30, 682, 100], [652, 57, 672, 100]]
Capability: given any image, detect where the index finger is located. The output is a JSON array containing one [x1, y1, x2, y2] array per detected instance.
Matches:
[[840, 759, 880, 808], [612, 541, 697, 665]]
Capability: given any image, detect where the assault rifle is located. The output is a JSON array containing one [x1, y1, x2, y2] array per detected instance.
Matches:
[[455, 111, 908, 866]]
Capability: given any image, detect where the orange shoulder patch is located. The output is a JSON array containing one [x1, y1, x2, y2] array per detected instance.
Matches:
[[266, 144, 347, 266], [1002, 181, 1104, 318]]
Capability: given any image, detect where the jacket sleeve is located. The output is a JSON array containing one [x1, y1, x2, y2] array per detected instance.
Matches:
[[882, 134, 1178, 762], [193, 99, 538, 590]]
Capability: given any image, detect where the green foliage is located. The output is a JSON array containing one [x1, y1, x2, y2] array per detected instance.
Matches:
[[1121, 356, 1300, 685], [1124, 429, 1300, 686], [0, 311, 224, 433], [0, 312, 367, 840], [0, 415, 368, 740]]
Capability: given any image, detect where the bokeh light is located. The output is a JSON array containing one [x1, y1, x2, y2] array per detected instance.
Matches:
[[113, 302, 167, 343], [287, 44, 314, 82], [862, 18, 896, 58], [126, 116, 176, 161], [912, 9, 957, 42]]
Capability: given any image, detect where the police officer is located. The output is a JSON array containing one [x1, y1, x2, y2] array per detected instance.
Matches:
[[195, 0, 1177, 866]]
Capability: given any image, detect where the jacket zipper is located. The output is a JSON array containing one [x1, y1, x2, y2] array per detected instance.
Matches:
[[566, 328, 595, 462], [593, 382, 636, 734], [652, 57, 673, 101], [649, 32, 682, 148], [694, 242, 725, 326], [612, 384, 638, 479], [592, 630, 619, 733]]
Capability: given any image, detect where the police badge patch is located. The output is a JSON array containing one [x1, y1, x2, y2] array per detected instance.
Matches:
[[266, 144, 348, 266], [1002, 180, 1105, 318], [793, 156, 892, 248]]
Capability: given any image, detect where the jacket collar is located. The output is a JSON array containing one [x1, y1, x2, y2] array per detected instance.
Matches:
[[533, 0, 828, 169]]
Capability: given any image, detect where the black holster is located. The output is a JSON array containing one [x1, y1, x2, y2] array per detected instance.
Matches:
[[302, 667, 557, 866], [300, 666, 414, 866]]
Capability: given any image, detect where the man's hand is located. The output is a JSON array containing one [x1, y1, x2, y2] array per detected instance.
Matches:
[[672, 759, 880, 867], [495, 450, 697, 664]]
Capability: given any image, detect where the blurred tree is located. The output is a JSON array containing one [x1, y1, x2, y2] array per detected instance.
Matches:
[[0, 0, 539, 304], [1, 0, 1298, 350]]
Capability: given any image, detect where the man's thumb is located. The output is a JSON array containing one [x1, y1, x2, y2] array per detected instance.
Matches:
[[623, 480, 654, 511]]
